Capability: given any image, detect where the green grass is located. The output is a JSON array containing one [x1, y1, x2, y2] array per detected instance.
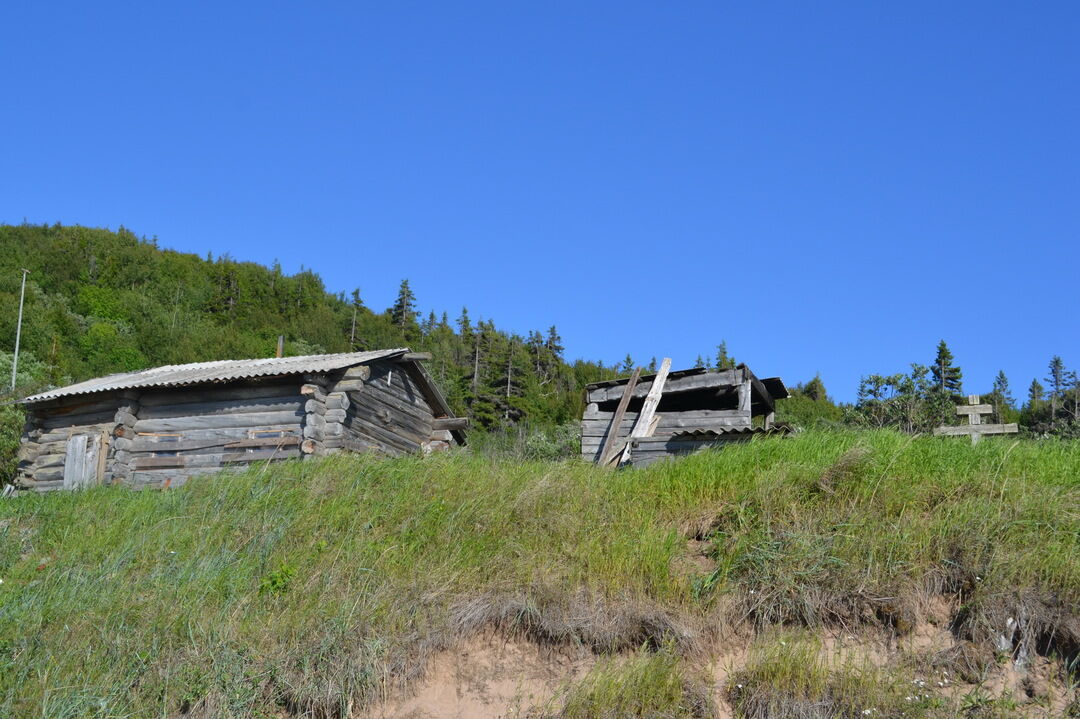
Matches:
[[0, 430, 1077, 717], [548, 647, 715, 719]]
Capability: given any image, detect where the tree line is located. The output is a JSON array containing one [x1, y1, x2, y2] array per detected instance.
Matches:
[[0, 223, 630, 431], [784, 340, 1080, 438], [1, 223, 1076, 464]]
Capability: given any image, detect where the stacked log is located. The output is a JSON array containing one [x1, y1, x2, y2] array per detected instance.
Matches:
[[126, 382, 304, 488], [300, 379, 349, 457], [336, 360, 435, 456]]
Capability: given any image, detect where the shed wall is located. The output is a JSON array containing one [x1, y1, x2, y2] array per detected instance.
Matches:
[[342, 360, 437, 456]]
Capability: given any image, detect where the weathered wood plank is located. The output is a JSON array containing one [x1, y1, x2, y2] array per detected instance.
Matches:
[[133, 410, 304, 433], [34, 397, 121, 417], [42, 410, 117, 430], [345, 413, 423, 454], [598, 368, 641, 465], [138, 396, 304, 420], [133, 448, 301, 469], [618, 358, 671, 464], [348, 387, 433, 428], [581, 415, 750, 437], [432, 417, 468, 431], [138, 383, 299, 406], [588, 370, 741, 403], [932, 423, 1019, 437], [330, 379, 366, 393], [129, 425, 299, 445], [345, 405, 429, 444], [582, 407, 747, 421]]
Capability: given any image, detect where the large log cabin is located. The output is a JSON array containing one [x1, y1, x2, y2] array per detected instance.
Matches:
[[14, 349, 466, 492]]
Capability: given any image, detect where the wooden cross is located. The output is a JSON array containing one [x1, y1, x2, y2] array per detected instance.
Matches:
[[932, 395, 1018, 445]]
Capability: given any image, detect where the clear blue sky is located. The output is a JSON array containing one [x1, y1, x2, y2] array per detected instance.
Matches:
[[2, 2, 1077, 401]]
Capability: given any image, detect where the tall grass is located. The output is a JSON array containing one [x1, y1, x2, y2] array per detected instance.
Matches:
[[0, 430, 1076, 717]]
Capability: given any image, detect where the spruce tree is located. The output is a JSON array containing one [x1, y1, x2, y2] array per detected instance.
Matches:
[[456, 307, 472, 337], [545, 326, 564, 359], [1027, 378, 1045, 407], [390, 279, 416, 331], [990, 370, 1014, 422], [621, 354, 635, 374], [1046, 356, 1067, 426], [930, 340, 963, 395]]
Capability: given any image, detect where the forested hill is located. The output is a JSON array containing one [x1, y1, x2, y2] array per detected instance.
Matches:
[[0, 223, 616, 428]]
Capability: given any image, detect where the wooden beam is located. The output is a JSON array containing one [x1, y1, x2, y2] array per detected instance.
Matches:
[[932, 423, 1018, 437], [588, 369, 741, 403], [737, 371, 752, 414], [744, 367, 775, 415], [597, 368, 641, 466], [395, 352, 433, 362], [617, 358, 671, 465], [432, 417, 469, 431]]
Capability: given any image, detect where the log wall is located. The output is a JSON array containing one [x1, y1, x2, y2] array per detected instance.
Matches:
[[16, 394, 124, 492], [126, 380, 305, 489], [341, 360, 437, 456], [626, 435, 754, 468]]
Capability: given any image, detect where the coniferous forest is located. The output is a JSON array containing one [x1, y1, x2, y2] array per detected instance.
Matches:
[[2, 223, 1079, 481]]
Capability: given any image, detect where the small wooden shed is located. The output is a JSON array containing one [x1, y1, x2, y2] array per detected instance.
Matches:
[[582, 362, 789, 467], [14, 349, 466, 492]]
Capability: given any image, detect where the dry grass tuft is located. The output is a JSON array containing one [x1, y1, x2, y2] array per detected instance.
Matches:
[[815, 445, 871, 494], [452, 588, 696, 654]]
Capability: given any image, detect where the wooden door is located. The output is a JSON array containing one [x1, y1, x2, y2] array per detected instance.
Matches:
[[63, 433, 103, 490]]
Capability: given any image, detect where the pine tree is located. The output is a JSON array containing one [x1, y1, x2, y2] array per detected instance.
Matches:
[[930, 340, 963, 395], [390, 279, 416, 331], [621, 354, 635, 374], [715, 341, 736, 369]]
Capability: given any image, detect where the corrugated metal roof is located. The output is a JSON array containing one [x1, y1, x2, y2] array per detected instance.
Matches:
[[669, 425, 792, 439], [21, 349, 410, 404]]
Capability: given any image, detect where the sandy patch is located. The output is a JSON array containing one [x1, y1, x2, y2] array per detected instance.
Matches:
[[369, 637, 593, 719]]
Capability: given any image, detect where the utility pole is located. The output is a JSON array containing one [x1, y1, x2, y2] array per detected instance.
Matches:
[[11, 269, 30, 393]]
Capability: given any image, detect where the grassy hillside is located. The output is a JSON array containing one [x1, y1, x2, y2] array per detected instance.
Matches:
[[1, 431, 1078, 717]]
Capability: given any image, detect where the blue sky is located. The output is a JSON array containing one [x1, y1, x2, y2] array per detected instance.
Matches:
[[2, 2, 1077, 401]]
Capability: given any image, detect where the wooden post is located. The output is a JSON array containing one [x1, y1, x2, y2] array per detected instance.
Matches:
[[617, 358, 671, 465], [597, 368, 641, 466], [737, 369, 752, 414]]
